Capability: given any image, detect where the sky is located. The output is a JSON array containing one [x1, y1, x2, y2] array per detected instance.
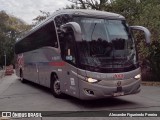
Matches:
[[0, 0, 71, 24]]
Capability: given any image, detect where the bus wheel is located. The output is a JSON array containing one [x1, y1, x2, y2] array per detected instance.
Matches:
[[51, 75, 63, 98], [20, 69, 25, 83]]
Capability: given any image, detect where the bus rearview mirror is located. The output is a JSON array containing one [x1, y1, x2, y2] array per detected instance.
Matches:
[[60, 22, 82, 41], [130, 26, 151, 44]]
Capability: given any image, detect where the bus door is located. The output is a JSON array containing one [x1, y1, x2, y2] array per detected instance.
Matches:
[[59, 28, 80, 98]]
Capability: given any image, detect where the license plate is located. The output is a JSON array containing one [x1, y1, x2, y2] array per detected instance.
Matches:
[[113, 92, 124, 96]]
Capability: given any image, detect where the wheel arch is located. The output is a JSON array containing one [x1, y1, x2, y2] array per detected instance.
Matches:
[[50, 72, 58, 87]]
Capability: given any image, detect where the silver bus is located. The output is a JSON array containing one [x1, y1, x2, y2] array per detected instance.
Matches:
[[15, 9, 151, 100]]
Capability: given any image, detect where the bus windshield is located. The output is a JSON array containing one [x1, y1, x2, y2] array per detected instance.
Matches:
[[74, 17, 138, 73]]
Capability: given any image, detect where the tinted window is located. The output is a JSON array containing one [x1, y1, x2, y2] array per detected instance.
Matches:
[[15, 21, 58, 54], [55, 14, 77, 65], [74, 17, 137, 73], [60, 27, 76, 65]]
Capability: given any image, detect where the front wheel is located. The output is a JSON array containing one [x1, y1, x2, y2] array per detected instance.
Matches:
[[51, 75, 64, 98]]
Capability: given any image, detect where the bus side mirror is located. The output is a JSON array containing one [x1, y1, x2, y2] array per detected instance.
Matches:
[[130, 26, 151, 45], [60, 22, 82, 41]]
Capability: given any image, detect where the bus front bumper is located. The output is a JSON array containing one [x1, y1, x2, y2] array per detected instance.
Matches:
[[79, 79, 141, 100]]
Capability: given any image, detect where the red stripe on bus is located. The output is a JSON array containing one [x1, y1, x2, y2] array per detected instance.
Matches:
[[49, 62, 65, 66]]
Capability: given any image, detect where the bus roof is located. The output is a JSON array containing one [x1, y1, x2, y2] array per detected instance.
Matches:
[[53, 9, 124, 18], [16, 9, 125, 44]]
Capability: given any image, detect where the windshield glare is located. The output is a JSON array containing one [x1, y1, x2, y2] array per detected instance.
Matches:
[[74, 17, 137, 72]]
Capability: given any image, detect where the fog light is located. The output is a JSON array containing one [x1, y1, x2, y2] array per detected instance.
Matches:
[[84, 89, 94, 95]]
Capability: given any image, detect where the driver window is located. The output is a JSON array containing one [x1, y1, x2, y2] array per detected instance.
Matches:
[[61, 27, 76, 65]]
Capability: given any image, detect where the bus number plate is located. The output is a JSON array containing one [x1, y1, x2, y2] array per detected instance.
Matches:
[[113, 92, 124, 97]]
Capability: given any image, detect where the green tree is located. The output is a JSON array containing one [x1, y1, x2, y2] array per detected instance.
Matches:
[[68, 0, 110, 10], [32, 10, 50, 25], [0, 11, 31, 67]]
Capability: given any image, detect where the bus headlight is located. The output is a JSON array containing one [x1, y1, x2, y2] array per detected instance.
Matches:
[[87, 78, 98, 83], [134, 74, 141, 79]]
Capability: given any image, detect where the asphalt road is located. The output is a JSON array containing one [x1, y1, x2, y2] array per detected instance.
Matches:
[[0, 73, 160, 120]]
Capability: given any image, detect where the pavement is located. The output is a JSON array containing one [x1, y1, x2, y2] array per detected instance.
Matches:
[[0, 70, 4, 78], [0, 73, 160, 120]]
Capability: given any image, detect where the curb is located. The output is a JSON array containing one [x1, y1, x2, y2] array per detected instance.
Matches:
[[142, 81, 160, 86]]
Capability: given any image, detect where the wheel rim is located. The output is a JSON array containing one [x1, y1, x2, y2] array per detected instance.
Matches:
[[53, 80, 61, 95]]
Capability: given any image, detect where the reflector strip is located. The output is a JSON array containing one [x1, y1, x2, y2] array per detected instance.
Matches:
[[49, 61, 65, 66]]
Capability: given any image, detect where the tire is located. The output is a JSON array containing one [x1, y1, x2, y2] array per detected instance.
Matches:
[[20, 69, 25, 83], [50, 74, 64, 98]]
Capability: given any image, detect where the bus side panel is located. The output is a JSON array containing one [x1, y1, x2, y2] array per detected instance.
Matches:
[[22, 51, 39, 83], [59, 63, 80, 98], [38, 47, 62, 88], [15, 54, 20, 77]]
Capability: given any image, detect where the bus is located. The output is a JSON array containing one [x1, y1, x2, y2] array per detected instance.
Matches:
[[15, 9, 151, 100]]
